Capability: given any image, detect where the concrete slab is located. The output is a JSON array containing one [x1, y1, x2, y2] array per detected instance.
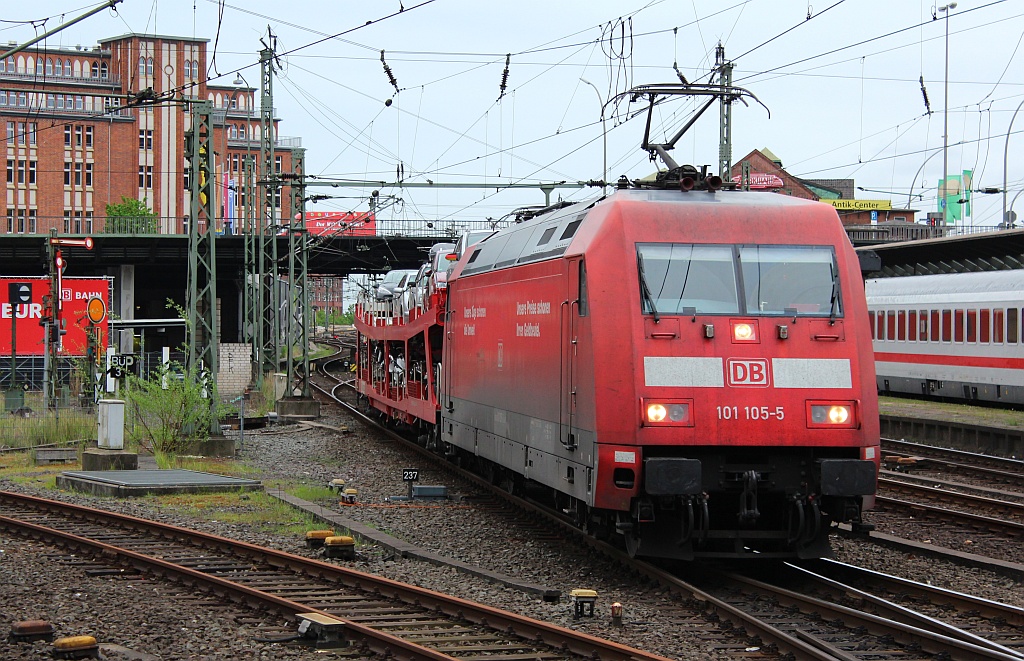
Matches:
[[56, 469, 262, 497]]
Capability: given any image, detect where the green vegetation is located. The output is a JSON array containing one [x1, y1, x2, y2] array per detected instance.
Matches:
[[0, 410, 94, 449], [102, 196, 159, 234], [120, 361, 213, 454]]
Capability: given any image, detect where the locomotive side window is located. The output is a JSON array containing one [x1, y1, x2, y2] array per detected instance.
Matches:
[[738, 245, 840, 317], [636, 244, 739, 314]]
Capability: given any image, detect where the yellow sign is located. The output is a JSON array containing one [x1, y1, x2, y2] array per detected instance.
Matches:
[[822, 199, 892, 211], [86, 297, 106, 324]]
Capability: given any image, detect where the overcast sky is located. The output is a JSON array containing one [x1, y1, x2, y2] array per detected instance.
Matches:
[[6, 0, 1024, 228]]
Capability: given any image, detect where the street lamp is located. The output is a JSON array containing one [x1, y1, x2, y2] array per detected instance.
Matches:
[[938, 2, 957, 225], [580, 78, 607, 192], [1002, 97, 1024, 228]]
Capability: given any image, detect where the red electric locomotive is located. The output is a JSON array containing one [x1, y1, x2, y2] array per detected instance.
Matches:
[[355, 84, 879, 560]]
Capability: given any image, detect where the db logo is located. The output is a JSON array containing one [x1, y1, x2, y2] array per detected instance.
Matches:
[[61, 288, 72, 301], [727, 358, 770, 387]]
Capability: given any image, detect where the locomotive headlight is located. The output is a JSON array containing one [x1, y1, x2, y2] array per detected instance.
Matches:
[[807, 401, 856, 428], [730, 320, 759, 343], [642, 399, 692, 426], [647, 403, 667, 422]]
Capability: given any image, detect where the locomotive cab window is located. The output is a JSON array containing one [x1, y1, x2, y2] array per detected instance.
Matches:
[[635, 243, 841, 318]]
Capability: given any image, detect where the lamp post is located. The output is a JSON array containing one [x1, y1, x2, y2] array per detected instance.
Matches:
[[939, 2, 957, 226], [580, 78, 607, 192], [1003, 98, 1024, 228]]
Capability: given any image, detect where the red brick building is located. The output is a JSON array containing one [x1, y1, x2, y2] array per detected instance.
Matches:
[[2, 33, 295, 236]]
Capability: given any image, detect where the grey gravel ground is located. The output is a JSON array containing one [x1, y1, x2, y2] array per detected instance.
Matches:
[[2, 404, 1023, 660]]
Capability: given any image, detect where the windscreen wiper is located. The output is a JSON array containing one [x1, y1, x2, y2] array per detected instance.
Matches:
[[637, 253, 661, 323]]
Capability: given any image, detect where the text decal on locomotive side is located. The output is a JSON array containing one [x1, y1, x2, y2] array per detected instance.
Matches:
[[515, 299, 550, 338]]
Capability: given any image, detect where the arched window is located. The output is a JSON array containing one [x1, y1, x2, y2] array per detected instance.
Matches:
[[72, 60, 81, 77], [100, 63, 107, 78], [146, 57, 154, 75], [238, 124, 245, 139], [65, 60, 72, 76], [229, 125, 237, 139], [46, 58, 53, 76], [36, 59, 43, 75], [55, 59, 62, 76], [138, 56, 146, 75], [183, 60, 191, 79], [193, 59, 200, 78], [90, 62, 98, 78], [215, 93, 223, 107]]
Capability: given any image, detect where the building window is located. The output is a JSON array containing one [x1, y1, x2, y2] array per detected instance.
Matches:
[[85, 211, 94, 233], [183, 60, 191, 78], [6, 211, 12, 234], [5, 159, 12, 183], [73, 211, 82, 233], [63, 212, 71, 233], [230, 98, 237, 109], [16, 210, 25, 234], [47, 94, 55, 108], [46, 58, 53, 75], [229, 125, 237, 139], [36, 59, 43, 75], [0, 91, 6, 106], [28, 210, 36, 234], [5, 122, 12, 144], [139, 165, 153, 189], [64, 125, 72, 146], [16, 160, 25, 184], [85, 126, 93, 147], [75, 96, 83, 110], [28, 122, 36, 145], [146, 58, 154, 76], [75, 126, 82, 146], [91, 62, 99, 78], [64, 162, 71, 186], [138, 56, 146, 75], [65, 60, 72, 76], [56, 95, 64, 110], [192, 59, 200, 78], [18, 92, 27, 107], [100, 63, 108, 79], [74, 163, 82, 186], [85, 163, 93, 187], [28, 161, 36, 185], [139, 129, 152, 150], [55, 59, 63, 76]]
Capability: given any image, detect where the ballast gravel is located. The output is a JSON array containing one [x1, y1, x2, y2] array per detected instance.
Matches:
[[2, 405, 1023, 660]]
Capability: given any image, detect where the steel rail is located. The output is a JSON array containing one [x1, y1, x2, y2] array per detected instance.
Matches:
[[0, 490, 671, 661], [879, 477, 1024, 526]]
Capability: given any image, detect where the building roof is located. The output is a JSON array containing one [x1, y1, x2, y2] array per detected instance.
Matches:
[[97, 34, 210, 45], [804, 178, 855, 199]]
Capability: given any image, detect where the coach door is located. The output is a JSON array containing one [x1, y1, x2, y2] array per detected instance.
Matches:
[[560, 258, 583, 451]]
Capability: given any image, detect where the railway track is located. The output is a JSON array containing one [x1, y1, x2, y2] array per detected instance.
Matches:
[[0, 490, 672, 661], [881, 438, 1024, 489], [312, 349, 1024, 660]]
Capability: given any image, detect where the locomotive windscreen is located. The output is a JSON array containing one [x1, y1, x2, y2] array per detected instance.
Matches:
[[636, 243, 841, 317]]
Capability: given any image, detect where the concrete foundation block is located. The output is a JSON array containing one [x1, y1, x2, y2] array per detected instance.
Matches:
[[276, 396, 320, 419], [82, 449, 139, 471]]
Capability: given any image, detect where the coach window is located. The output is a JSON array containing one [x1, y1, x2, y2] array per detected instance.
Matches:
[[966, 309, 977, 343], [1008, 309, 1019, 343], [954, 309, 965, 343], [929, 310, 939, 342], [993, 309, 1004, 343], [941, 310, 952, 342], [868, 311, 876, 339], [979, 309, 990, 343], [908, 310, 917, 342], [918, 310, 928, 340], [897, 310, 907, 341], [886, 310, 896, 341]]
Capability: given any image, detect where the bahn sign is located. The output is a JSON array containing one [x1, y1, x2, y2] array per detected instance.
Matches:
[[0, 277, 111, 356]]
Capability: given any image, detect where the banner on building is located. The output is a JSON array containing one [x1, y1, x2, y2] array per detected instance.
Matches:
[[938, 170, 972, 223], [822, 199, 892, 211], [302, 211, 376, 236], [0, 277, 111, 356]]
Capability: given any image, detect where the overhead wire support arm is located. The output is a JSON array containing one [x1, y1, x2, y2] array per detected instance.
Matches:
[[0, 0, 123, 64]]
